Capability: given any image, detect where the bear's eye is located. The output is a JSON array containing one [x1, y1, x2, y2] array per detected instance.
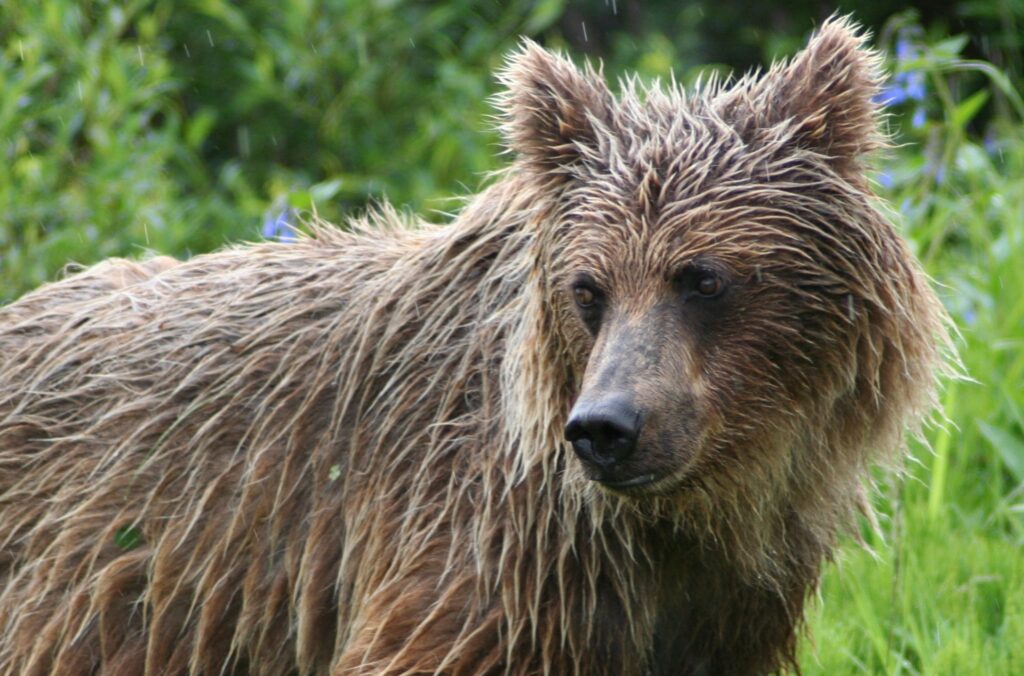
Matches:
[[570, 280, 604, 335], [696, 273, 722, 297], [573, 285, 596, 308], [674, 264, 727, 301]]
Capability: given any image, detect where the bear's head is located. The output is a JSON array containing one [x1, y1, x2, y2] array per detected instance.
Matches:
[[499, 17, 944, 499]]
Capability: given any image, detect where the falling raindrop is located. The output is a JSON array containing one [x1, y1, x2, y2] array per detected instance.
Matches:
[[581, 21, 588, 42], [183, 43, 191, 58], [137, 45, 144, 66], [206, 29, 214, 47]]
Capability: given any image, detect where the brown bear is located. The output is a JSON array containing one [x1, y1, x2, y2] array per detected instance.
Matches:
[[0, 16, 947, 675]]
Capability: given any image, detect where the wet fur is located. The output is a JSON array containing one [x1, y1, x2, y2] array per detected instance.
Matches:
[[0, 17, 948, 675]]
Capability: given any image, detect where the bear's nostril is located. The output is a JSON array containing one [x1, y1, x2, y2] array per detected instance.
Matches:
[[564, 418, 587, 443], [564, 395, 641, 468]]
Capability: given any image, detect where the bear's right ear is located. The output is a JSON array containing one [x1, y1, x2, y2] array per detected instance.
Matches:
[[497, 40, 612, 174], [715, 17, 884, 179]]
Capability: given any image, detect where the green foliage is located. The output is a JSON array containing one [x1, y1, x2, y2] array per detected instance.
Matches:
[[803, 134, 1024, 673], [801, 19, 1024, 674], [1, 1, 200, 298], [159, 0, 564, 215], [113, 524, 143, 551], [1, 2, 1022, 673], [0, 0, 563, 301]]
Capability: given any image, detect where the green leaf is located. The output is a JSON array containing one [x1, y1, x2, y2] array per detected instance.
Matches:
[[978, 421, 1024, 483], [288, 190, 312, 210], [114, 525, 143, 551], [931, 35, 969, 60], [952, 90, 989, 128], [185, 108, 217, 149], [309, 178, 345, 205], [525, 0, 565, 34]]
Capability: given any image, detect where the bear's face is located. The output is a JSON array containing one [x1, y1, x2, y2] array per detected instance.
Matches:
[[560, 228, 739, 493], [500, 20, 893, 495], [555, 148, 841, 494]]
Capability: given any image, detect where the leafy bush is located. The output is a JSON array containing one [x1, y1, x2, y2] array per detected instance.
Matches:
[[0, 0, 563, 301]]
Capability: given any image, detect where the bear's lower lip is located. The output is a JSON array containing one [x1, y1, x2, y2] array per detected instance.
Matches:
[[597, 473, 658, 489]]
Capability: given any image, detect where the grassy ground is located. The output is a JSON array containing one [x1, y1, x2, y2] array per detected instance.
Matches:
[[801, 133, 1024, 674]]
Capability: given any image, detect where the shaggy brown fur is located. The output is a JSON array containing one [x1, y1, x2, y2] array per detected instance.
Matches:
[[0, 17, 948, 675]]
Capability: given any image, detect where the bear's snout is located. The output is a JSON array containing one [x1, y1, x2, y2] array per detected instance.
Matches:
[[565, 394, 644, 480]]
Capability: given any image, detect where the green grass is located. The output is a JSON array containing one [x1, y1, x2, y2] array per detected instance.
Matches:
[[799, 27, 1024, 672], [800, 129, 1024, 674]]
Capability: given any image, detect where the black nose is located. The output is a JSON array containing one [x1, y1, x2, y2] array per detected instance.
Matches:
[[565, 395, 641, 470]]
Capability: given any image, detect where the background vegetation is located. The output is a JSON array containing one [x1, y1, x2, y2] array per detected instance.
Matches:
[[1, 1, 1021, 673]]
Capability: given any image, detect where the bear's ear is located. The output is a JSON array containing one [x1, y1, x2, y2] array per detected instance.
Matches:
[[718, 16, 884, 176], [497, 39, 612, 174]]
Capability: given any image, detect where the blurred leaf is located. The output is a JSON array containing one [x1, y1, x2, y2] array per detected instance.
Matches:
[[185, 107, 217, 149], [931, 35, 970, 60], [978, 421, 1024, 483], [287, 190, 312, 210], [309, 178, 345, 204], [113, 525, 143, 551], [525, 0, 565, 34], [953, 89, 990, 128]]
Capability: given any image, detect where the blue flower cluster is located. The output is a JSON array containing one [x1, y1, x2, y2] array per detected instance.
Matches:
[[875, 36, 927, 128], [261, 207, 297, 242]]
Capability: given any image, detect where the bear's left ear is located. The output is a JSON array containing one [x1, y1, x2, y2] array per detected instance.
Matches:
[[718, 16, 884, 177], [497, 39, 613, 175]]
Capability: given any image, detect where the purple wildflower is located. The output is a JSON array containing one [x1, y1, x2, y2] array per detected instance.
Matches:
[[875, 83, 908, 106], [903, 71, 926, 100], [895, 36, 914, 61], [874, 33, 926, 111], [877, 169, 895, 189], [262, 208, 297, 242], [983, 132, 1000, 155]]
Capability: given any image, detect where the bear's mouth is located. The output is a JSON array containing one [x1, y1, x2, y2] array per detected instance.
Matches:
[[596, 473, 659, 490]]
